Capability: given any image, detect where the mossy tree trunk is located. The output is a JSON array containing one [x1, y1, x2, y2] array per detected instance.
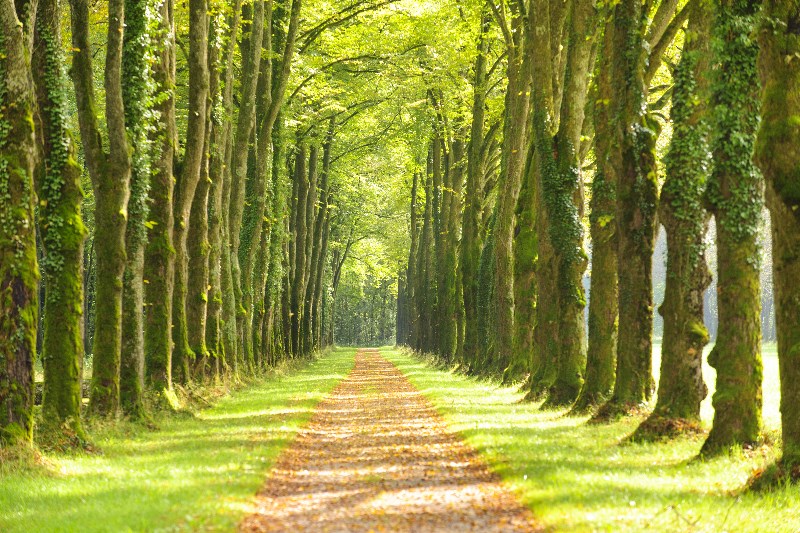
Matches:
[[573, 23, 616, 414], [439, 138, 464, 362], [171, 0, 210, 384], [635, 3, 712, 440], [69, 0, 133, 418], [406, 171, 420, 349], [461, 9, 489, 369], [143, 0, 177, 393], [290, 145, 308, 356], [528, 0, 594, 407], [228, 0, 264, 368], [0, 0, 39, 443], [120, 0, 155, 418], [492, 2, 530, 375], [701, 0, 763, 455], [756, 0, 800, 476], [32, 0, 87, 442], [206, 0, 242, 375], [595, 0, 659, 419]]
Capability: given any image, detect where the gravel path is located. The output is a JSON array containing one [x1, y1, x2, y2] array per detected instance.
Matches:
[[240, 348, 540, 532]]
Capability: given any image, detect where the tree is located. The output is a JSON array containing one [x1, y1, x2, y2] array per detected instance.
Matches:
[[634, 0, 712, 440], [0, 0, 40, 444], [69, 0, 133, 417], [701, 0, 763, 455], [33, 0, 87, 441], [754, 0, 800, 480]]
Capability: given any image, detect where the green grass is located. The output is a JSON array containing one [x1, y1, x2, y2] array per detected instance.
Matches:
[[384, 346, 800, 533], [0, 348, 356, 532]]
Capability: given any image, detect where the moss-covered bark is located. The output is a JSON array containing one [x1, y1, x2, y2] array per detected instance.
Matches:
[[143, 0, 176, 393], [702, 0, 763, 455], [494, 13, 530, 373], [574, 25, 617, 414], [120, 0, 156, 418], [754, 0, 800, 476], [290, 145, 308, 357], [171, 0, 210, 384], [635, 3, 712, 440], [406, 171, 420, 349], [461, 9, 489, 369], [67, 0, 132, 417], [32, 0, 87, 442], [0, 3, 39, 443], [594, 0, 658, 420], [575, 55, 614, 413], [439, 139, 464, 362]]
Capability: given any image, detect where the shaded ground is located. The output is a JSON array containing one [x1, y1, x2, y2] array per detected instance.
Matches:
[[241, 349, 540, 532]]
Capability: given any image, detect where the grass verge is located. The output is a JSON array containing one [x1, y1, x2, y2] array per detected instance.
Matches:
[[384, 347, 800, 532], [0, 348, 356, 532]]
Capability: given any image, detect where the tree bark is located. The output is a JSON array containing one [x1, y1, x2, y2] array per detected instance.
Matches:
[[0, 0, 39, 443], [756, 0, 800, 477], [635, 2, 712, 440], [701, 0, 763, 455]]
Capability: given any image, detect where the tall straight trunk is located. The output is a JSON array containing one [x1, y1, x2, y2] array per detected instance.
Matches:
[[418, 167, 435, 353], [476, 211, 497, 371], [290, 145, 308, 356], [305, 130, 331, 353], [143, 0, 176, 393], [510, 148, 535, 383], [573, 30, 616, 414], [264, 116, 287, 364], [0, 0, 39, 443], [171, 0, 210, 383], [207, 0, 242, 374], [120, 0, 154, 418], [430, 134, 443, 356], [68, 0, 132, 417], [32, 0, 87, 441], [439, 139, 464, 362], [635, 3, 711, 440], [186, 114, 212, 378], [229, 0, 264, 368], [406, 172, 420, 348], [300, 146, 319, 355], [594, 0, 658, 420], [461, 10, 489, 367], [756, 0, 800, 477], [701, 0, 763, 455], [494, 23, 530, 374]]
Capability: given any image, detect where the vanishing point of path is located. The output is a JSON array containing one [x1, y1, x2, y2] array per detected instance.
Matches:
[[241, 349, 540, 532]]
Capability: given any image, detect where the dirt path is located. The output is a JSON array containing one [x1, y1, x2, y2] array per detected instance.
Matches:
[[240, 349, 540, 532]]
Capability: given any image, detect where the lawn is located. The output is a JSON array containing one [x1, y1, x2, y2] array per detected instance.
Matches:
[[0, 348, 356, 532], [385, 344, 800, 532]]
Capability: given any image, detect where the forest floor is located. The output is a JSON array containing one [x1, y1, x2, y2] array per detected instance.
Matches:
[[241, 348, 540, 532], [386, 346, 800, 532]]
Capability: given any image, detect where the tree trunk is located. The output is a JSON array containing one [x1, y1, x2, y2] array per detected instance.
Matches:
[[701, 0, 763, 455], [0, 0, 39, 443], [594, 0, 658, 420], [120, 0, 155, 418], [171, 0, 210, 384], [143, 0, 176, 393], [573, 28, 616, 414], [32, 0, 87, 442], [756, 0, 800, 477], [635, 3, 712, 440]]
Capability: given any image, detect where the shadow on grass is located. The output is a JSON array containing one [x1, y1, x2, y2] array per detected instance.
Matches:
[[386, 350, 800, 533], [0, 349, 356, 532]]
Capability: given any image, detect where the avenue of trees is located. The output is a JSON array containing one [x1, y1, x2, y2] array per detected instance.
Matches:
[[396, 0, 800, 485], [1, 0, 799, 489]]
